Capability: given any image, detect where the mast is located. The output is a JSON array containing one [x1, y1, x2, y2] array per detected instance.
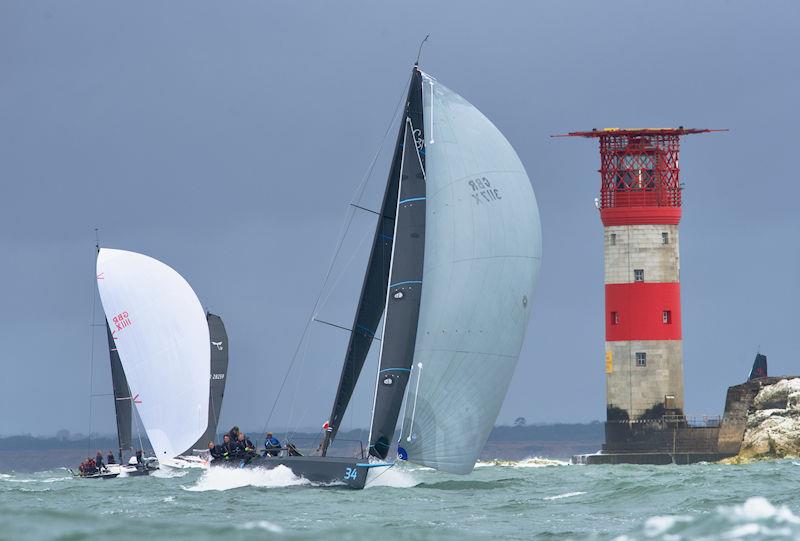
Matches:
[[367, 66, 426, 459], [320, 68, 420, 456]]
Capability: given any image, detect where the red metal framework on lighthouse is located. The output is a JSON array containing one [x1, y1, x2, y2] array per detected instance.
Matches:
[[555, 128, 725, 226]]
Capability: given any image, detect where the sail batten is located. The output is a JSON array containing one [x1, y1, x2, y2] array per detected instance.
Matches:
[[96, 248, 211, 460], [398, 72, 542, 473]]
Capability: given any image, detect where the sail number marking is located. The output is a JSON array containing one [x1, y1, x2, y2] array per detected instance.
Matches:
[[343, 468, 358, 480], [112, 311, 133, 332], [468, 177, 501, 205]]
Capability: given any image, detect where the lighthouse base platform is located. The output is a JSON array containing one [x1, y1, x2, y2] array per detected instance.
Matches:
[[572, 378, 790, 465]]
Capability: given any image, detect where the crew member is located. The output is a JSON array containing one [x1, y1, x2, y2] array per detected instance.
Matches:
[[227, 426, 240, 442], [263, 432, 281, 457], [107, 451, 116, 465], [95, 451, 107, 472], [220, 434, 235, 460], [135, 449, 144, 468], [208, 441, 222, 461], [236, 432, 255, 459]]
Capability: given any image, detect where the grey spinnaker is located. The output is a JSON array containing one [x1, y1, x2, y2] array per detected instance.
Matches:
[[368, 68, 427, 459], [183, 313, 229, 454], [398, 72, 542, 474], [106, 322, 132, 456]]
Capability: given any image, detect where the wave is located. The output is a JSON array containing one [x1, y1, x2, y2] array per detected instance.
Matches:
[[182, 465, 311, 491], [237, 520, 284, 534], [364, 465, 419, 488], [543, 491, 587, 500], [632, 497, 800, 540], [151, 468, 188, 479], [475, 457, 568, 468]]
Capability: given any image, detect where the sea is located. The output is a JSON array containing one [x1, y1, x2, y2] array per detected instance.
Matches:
[[2, 459, 799, 540]]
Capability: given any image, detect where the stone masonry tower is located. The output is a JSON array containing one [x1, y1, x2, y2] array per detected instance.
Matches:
[[562, 128, 717, 423]]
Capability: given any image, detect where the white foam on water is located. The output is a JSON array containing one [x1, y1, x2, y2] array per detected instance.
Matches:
[[182, 465, 310, 492], [152, 467, 188, 479], [643, 515, 693, 537], [5, 476, 70, 484], [238, 520, 284, 533], [0, 473, 11, 479], [476, 457, 568, 468], [727, 496, 800, 524], [543, 491, 586, 501], [365, 465, 419, 488]]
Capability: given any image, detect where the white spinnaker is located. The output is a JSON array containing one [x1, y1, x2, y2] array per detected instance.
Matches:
[[96, 248, 210, 459], [399, 73, 542, 474]]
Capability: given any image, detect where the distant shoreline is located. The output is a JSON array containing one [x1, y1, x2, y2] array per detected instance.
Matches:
[[0, 423, 604, 472]]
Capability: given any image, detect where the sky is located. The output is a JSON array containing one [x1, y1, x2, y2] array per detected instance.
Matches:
[[1, 1, 798, 436]]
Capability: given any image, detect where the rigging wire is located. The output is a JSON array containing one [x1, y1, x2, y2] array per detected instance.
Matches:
[[260, 70, 414, 436], [86, 228, 100, 456]]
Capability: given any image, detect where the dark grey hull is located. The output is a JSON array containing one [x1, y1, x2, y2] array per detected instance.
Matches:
[[212, 455, 391, 489]]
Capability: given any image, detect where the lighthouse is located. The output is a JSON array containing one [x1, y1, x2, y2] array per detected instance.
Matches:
[[562, 128, 717, 424]]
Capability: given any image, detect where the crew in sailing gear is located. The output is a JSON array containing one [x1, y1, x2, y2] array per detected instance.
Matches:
[[235, 433, 255, 459], [95, 451, 107, 472], [263, 432, 281, 457], [135, 449, 144, 467], [227, 426, 240, 442], [208, 441, 223, 461], [80, 458, 98, 476], [220, 434, 235, 460], [106, 451, 116, 465]]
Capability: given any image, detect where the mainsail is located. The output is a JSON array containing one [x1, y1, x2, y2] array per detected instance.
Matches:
[[397, 72, 542, 473], [96, 248, 211, 459], [368, 68, 426, 459], [321, 69, 418, 454], [183, 313, 229, 454], [106, 323, 132, 456]]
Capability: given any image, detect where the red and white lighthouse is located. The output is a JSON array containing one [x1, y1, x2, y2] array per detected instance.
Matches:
[[562, 128, 718, 422]]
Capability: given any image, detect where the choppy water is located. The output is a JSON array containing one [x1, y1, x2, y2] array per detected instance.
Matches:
[[2, 459, 800, 540]]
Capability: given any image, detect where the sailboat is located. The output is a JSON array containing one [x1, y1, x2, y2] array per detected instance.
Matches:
[[220, 63, 541, 488], [96, 248, 212, 466], [162, 313, 230, 469]]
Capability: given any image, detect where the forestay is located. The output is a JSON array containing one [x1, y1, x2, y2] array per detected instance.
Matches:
[[398, 73, 542, 474], [96, 248, 210, 459]]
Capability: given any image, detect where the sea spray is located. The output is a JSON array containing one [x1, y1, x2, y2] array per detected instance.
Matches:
[[183, 465, 310, 491]]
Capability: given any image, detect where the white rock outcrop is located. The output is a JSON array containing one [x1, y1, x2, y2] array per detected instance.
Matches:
[[739, 378, 800, 458]]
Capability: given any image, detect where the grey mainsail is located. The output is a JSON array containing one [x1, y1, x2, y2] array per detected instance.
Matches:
[[183, 313, 229, 453], [368, 69, 426, 459], [106, 323, 132, 457], [397, 72, 542, 474], [321, 69, 418, 455]]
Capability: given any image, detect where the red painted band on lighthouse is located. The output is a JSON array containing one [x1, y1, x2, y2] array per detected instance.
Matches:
[[605, 282, 682, 341], [600, 207, 682, 226]]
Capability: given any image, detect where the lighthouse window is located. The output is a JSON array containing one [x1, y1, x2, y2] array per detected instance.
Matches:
[[636, 352, 647, 367], [662, 232, 669, 244], [609, 233, 616, 246], [611, 311, 619, 325], [634, 269, 644, 282], [662, 310, 672, 324]]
